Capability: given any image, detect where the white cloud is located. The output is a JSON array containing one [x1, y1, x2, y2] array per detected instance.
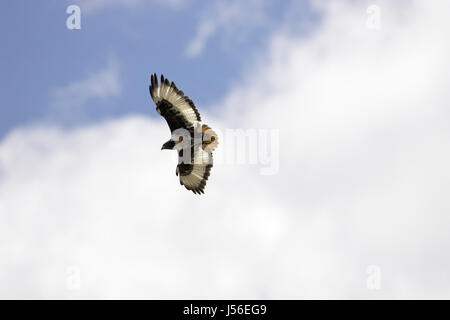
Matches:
[[2, 0, 450, 298], [186, 0, 271, 58], [50, 57, 120, 120]]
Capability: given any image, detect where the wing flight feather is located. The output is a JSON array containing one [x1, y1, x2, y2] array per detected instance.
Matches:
[[150, 74, 201, 131]]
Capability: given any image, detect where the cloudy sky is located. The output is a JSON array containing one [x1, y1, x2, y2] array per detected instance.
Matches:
[[1, 0, 450, 299]]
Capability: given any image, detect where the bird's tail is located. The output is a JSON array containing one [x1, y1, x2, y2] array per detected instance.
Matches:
[[202, 124, 218, 152]]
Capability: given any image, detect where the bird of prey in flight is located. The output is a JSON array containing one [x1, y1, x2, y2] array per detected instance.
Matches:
[[149, 74, 218, 194]]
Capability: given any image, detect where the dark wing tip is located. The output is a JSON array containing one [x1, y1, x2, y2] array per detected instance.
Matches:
[[193, 188, 204, 195], [149, 73, 160, 100], [149, 74, 154, 99]]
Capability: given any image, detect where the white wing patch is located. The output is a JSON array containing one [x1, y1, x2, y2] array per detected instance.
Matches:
[[179, 146, 213, 194]]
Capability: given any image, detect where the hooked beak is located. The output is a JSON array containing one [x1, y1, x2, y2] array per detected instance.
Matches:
[[161, 140, 175, 150]]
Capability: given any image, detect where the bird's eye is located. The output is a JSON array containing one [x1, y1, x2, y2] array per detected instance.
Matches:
[[178, 136, 183, 142]]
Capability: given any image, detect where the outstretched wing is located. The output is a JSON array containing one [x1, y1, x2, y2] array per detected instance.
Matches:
[[177, 146, 213, 194], [149, 74, 201, 132]]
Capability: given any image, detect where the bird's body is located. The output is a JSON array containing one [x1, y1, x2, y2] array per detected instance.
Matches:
[[149, 74, 218, 194]]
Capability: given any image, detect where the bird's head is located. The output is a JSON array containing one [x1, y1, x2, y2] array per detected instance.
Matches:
[[161, 140, 176, 150], [162, 133, 189, 151]]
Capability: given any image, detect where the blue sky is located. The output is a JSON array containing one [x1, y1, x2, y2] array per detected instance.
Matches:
[[0, 0, 317, 138]]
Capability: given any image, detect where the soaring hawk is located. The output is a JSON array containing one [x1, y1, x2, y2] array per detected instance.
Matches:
[[149, 74, 218, 194]]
